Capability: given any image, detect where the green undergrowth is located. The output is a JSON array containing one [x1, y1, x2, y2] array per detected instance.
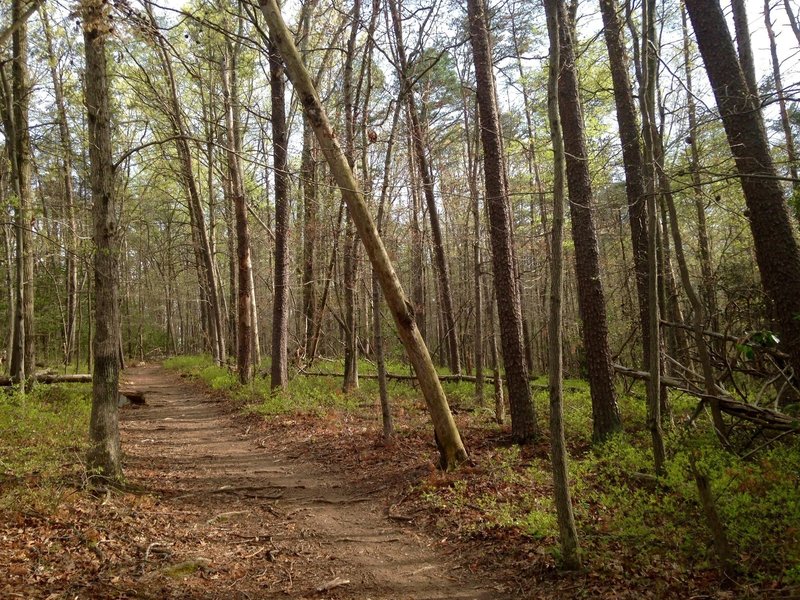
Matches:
[[163, 354, 800, 589], [0, 383, 92, 513], [420, 384, 800, 589], [164, 355, 380, 415]]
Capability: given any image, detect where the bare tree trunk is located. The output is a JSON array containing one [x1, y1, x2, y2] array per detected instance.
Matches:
[[783, 0, 800, 46], [488, 292, 504, 425], [249, 261, 261, 366], [731, 0, 758, 98], [655, 89, 689, 372], [224, 171, 237, 357], [83, 0, 121, 480], [300, 0, 318, 360], [258, 0, 468, 469], [556, 0, 622, 442], [269, 35, 290, 392], [681, 5, 719, 342], [0, 65, 25, 387], [342, 0, 362, 392], [641, 0, 666, 475], [389, 0, 460, 375], [146, 3, 226, 365], [16, 0, 34, 380], [545, 0, 581, 568], [2, 219, 14, 375], [468, 0, 538, 443], [600, 0, 650, 370], [409, 134, 426, 341], [222, 44, 253, 384], [7, 0, 34, 382], [41, 6, 78, 367], [686, 0, 800, 381], [0, 158, 12, 373], [302, 123, 318, 357], [764, 0, 800, 210], [373, 95, 401, 442], [462, 97, 484, 405]]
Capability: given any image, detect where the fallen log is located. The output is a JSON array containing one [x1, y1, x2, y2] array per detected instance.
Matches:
[[613, 364, 800, 432], [0, 373, 92, 386], [297, 370, 586, 392]]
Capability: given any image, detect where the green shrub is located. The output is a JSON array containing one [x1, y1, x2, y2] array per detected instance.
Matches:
[[0, 384, 92, 512]]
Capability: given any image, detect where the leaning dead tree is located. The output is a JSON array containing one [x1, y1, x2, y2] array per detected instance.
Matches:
[[256, 0, 468, 470]]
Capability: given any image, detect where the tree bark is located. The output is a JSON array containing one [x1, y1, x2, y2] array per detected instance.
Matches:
[[462, 96, 484, 405], [146, 3, 226, 366], [373, 96, 402, 441], [545, 0, 582, 568], [685, 0, 800, 381], [408, 131, 426, 341], [342, 0, 362, 393], [556, 0, 622, 442], [269, 35, 290, 392], [2, 220, 14, 376], [221, 45, 253, 384], [764, 0, 800, 212], [641, 0, 666, 475], [299, 0, 318, 360], [599, 0, 650, 370], [11, 0, 34, 382], [0, 61, 25, 386], [41, 6, 79, 368], [389, 0, 460, 376], [83, 0, 122, 481], [488, 290, 505, 425], [467, 0, 538, 443], [731, 0, 758, 98], [257, 0, 468, 469], [783, 0, 800, 46], [301, 122, 318, 357], [681, 4, 719, 342]]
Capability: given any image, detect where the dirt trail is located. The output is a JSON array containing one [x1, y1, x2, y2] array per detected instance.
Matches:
[[120, 365, 500, 599]]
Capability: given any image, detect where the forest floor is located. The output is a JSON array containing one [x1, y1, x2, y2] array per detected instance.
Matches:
[[69, 364, 504, 599], [4, 361, 797, 599]]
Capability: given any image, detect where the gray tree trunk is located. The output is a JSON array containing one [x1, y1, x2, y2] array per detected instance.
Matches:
[[146, 3, 226, 365], [731, 0, 758, 98], [83, 0, 122, 481], [681, 5, 720, 343], [41, 6, 79, 368], [389, 0, 461, 376], [222, 45, 253, 384], [545, 0, 581, 568], [257, 0, 468, 469]]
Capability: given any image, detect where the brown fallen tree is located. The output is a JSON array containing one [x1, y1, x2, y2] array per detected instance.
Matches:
[[0, 373, 92, 386], [613, 364, 800, 432]]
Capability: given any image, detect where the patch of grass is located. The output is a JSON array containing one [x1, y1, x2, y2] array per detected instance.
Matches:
[[165, 355, 365, 416], [245, 375, 362, 416], [163, 355, 216, 375], [0, 383, 92, 513]]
